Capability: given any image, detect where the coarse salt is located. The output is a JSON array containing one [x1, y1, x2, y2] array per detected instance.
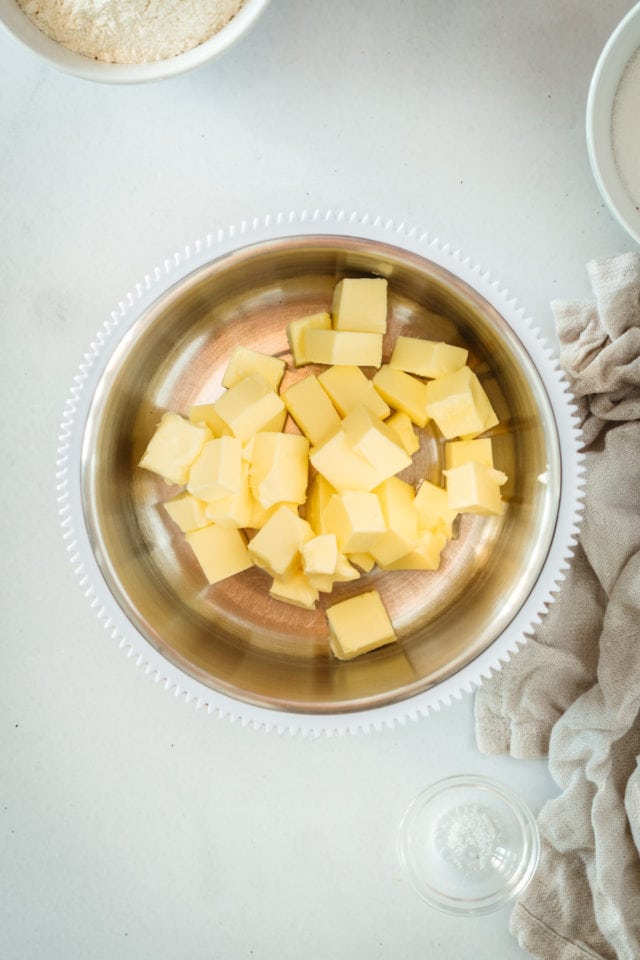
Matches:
[[434, 802, 499, 874]]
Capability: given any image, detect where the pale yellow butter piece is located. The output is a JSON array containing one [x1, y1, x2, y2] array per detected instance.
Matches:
[[188, 403, 229, 437], [187, 436, 242, 503], [304, 329, 383, 368], [370, 477, 419, 566], [317, 364, 390, 419], [347, 552, 376, 573], [309, 429, 383, 493], [385, 410, 420, 455], [286, 311, 331, 367], [379, 529, 447, 571], [424, 366, 499, 440], [444, 437, 494, 470], [139, 412, 210, 486], [307, 551, 361, 592], [249, 432, 309, 509], [221, 345, 286, 392], [331, 277, 388, 334], [324, 491, 386, 553], [247, 500, 298, 530], [204, 462, 254, 528], [282, 374, 342, 445], [269, 570, 319, 610], [372, 365, 430, 427], [326, 590, 396, 661], [341, 405, 412, 478], [444, 461, 508, 516], [185, 524, 253, 584], [163, 492, 210, 532], [214, 373, 286, 442], [389, 336, 468, 378], [301, 533, 339, 576], [413, 479, 459, 538], [247, 504, 313, 578], [304, 473, 336, 534]]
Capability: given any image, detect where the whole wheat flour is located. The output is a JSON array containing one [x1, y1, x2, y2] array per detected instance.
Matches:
[[17, 0, 246, 64]]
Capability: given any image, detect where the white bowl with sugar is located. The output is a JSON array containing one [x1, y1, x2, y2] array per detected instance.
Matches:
[[0, 0, 271, 83], [587, 2, 640, 244]]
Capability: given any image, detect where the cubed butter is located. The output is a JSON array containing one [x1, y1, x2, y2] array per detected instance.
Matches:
[[286, 311, 331, 367], [163, 492, 210, 532], [214, 373, 286, 442], [389, 336, 468, 378], [139, 412, 210, 486], [301, 533, 339, 577], [247, 504, 313, 578], [372, 365, 430, 427], [370, 477, 419, 566], [378, 529, 447, 571], [331, 277, 388, 334], [188, 403, 228, 437], [413, 479, 459, 538], [347, 552, 376, 573], [324, 491, 386, 553], [309, 429, 383, 493], [385, 410, 420, 455], [187, 436, 242, 503], [341, 405, 412, 479], [221, 345, 286, 392], [424, 366, 499, 439], [317, 364, 390, 418], [444, 437, 494, 470], [304, 473, 336, 534], [203, 462, 253, 528], [304, 329, 383, 368], [282, 374, 342, 445], [269, 570, 319, 610], [185, 524, 253, 584], [444, 461, 508, 516], [249, 432, 309, 509], [326, 590, 396, 661]]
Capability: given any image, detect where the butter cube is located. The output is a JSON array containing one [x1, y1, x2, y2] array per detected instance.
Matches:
[[249, 432, 309, 509], [424, 366, 499, 439], [163, 492, 210, 532], [317, 364, 390, 419], [214, 373, 286, 442], [347, 552, 376, 573], [269, 571, 319, 610], [444, 437, 494, 470], [301, 534, 339, 576], [187, 436, 242, 503], [413, 479, 459, 538], [304, 473, 336, 534], [389, 336, 468, 378], [247, 500, 298, 530], [204, 462, 254, 528], [188, 403, 229, 437], [304, 329, 383, 367], [324, 491, 387, 553], [326, 590, 396, 661], [247, 504, 313, 578], [379, 529, 447, 571], [286, 311, 331, 367], [185, 524, 253, 584], [139, 412, 210, 486], [444, 461, 508, 516], [309, 429, 382, 492], [222, 345, 286, 392], [333, 553, 361, 582], [282, 375, 342, 445], [341, 405, 412, 478], [331, 277, 388, 334], [370, 477, 419, 566], [385, 410, 420, 455], [372, 365, 430, 427]]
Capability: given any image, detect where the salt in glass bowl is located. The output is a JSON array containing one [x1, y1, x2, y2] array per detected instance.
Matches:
[[397, 775, 540, 916]]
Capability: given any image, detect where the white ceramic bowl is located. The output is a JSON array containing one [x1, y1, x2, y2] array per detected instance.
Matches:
[[0, 0, 271, 83], [587, 2, 640, 243]]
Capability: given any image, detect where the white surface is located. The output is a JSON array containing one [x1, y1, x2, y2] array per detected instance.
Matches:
[[0, 1, 635, 957]]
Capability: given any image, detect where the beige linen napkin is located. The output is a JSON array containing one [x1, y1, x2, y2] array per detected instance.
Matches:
[[474, 252, 640, 960]]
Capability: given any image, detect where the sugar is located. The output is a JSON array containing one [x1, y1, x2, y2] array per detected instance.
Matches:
[[612, 46, 640, 209], [434, 802, 499, 874]]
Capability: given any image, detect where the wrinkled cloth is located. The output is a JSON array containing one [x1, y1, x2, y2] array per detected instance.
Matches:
[[474, 252, 640, 960]]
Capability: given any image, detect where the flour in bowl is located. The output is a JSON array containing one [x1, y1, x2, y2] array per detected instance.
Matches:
[[17, 0, 246, 63]]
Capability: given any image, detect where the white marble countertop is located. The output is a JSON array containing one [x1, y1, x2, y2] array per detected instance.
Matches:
[[1, 2, 636, 957]]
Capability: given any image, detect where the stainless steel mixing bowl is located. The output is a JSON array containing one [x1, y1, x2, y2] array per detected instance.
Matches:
[[81, 234, 559, 715]]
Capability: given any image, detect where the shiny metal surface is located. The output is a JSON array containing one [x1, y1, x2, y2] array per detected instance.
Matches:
[[81, 235, 559, 715]]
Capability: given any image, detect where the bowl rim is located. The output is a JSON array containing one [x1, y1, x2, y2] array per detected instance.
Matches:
[[586, 1, 640, 244], [55, 209, 585, 736], [0, 0, 271, 83]]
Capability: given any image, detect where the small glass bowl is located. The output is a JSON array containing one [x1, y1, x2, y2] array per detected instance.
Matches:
[[397, 775, 540, 916]]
